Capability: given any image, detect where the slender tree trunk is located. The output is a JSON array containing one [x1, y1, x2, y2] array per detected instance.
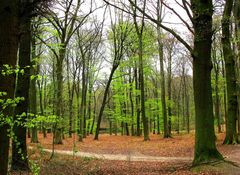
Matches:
[[183, 74, 190, 133], [212, 46, 222, 133], [30, 35, 38, 143], [94, 66, 117, 140], [138, 34, 149, 141], [66, 57, 74, 138], [37, 66, 46, 137], [12, 11, 31, 171], [222, 59, 228, 130], [134, 66, 141, 136], [129, 68, 135, 136], [167, 52, 172, 135], [90, 92, 97, 134], [158, 30, 169, 138]]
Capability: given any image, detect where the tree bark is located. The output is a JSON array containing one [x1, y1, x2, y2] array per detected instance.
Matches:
[[54, 47, 65, 144], [94, 66, 117, 140], [222, 0, 239, 144], [12, 9, 31, 170], [192, 0, 223, 165], [157, 1, 170, 138], [0, 1, 19, 174], [30, 35, 38, 144]]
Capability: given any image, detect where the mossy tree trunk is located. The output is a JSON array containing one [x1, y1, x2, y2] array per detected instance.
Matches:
[[191, 0, 223, 165], [30, 35, 39, 144], [221, 0, 239, 144], [54, 47, 65, 144], [212, 39, 222, 133], [233, 0, 240, 135]]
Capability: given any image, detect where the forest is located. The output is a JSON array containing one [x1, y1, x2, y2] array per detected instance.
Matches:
[[0, 0, 240, 174]]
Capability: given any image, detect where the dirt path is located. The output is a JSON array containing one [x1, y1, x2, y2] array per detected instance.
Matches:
[[36, 147, 192, 162], [33, 147, 240, 164]]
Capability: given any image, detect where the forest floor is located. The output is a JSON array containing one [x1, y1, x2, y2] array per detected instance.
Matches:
[[18, 133, 240, 175]]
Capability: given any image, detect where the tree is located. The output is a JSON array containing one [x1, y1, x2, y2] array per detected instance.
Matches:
[[221, 0, 239, 144], [124, 0, 223, 165], [156, 0, 170, 138], [30, 32, 39, 143], [11, 0, 31, 170], [40, 0, 90, 144], [131, 0, 150, 141], [0, 1, 20, 174], [94, 9, 131, 140], [191, 0, 223, 164]]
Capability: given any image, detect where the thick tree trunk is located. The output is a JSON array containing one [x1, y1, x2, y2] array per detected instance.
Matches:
[[192, 0, 223, 165], [0, 1, 19, 174], [12, 11, 31, 171], [222, 0, 239, 144]]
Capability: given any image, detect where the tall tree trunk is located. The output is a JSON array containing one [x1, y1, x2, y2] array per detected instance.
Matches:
[[138, 34, 149, 141], [79, 54, 88, 140], [134, 66, 141, 136], [66, 58, 74, 138], [222, 59, 228, 130], [54, 47, 65, 144], [192, 0, 223, 165], [167, 51, 172, 135], [129, 68, 135, 136], [157, 1, 169, 138], [0, 1, 19, 174], [30, 35, 38, 143], [212, 44, 222, 133], [12, 11, 31, 170], [183, 74, 190, 133], [158, 31, 169, 138], [90, 92, 97, 134], [37, 65, 46, 137], [222, 0, 239, 144], [233, 0, 240, 135]]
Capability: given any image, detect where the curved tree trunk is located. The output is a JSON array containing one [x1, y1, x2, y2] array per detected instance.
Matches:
[[94, 67, 117, 140]]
